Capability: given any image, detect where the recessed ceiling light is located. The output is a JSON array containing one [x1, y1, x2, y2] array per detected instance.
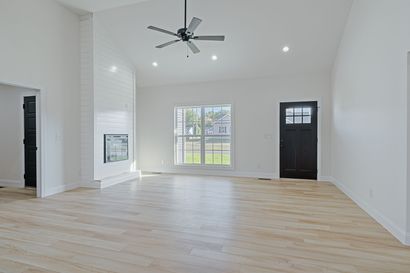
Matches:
[[110, 66, 118, 72], [152, 62, 158, 67], [282, 46, 290, 53], [212, 55, 218, 61]]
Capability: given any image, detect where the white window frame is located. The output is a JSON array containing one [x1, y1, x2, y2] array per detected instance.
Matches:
[[174, 104, 234, 169]]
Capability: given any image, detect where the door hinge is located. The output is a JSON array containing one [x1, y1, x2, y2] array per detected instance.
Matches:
[[24, 174, 26, 179], [23, 104, 25, 110], [23, 139, 25, 144]]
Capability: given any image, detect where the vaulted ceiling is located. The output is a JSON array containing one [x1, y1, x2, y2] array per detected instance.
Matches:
[[57, 0, 353, 87], [56, 0, 148, 13]]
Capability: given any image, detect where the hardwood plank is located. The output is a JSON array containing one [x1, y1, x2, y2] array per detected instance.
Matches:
[[0, 175, 409, 272]]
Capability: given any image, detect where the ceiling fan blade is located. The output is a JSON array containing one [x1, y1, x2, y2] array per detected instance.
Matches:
[[148, 26, 178, 37], [187, 41, 200, 54], [193, 35, 225, 41], [156, 40, 181, 48], [187, 17, 202, 34]]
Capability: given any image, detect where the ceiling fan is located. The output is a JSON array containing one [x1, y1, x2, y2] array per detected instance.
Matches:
[[147, 0, 225, 55]]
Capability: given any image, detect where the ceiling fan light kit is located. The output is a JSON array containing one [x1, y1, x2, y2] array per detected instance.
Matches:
[[147, 0, 225, 56]]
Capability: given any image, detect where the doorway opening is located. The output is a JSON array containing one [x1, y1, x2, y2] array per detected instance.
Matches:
[[280, 101, 318, 180], [0, 82, 42, 198]]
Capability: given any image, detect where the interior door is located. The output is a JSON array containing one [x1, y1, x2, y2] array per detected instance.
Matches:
[[24, 96, 37, 188], [280, 101, 318, 180]]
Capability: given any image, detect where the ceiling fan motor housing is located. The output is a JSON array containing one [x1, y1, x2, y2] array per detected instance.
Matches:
[[178, 28, 192, 41]]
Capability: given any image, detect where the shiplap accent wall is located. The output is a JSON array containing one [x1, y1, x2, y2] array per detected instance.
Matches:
[[93, 17, 136, 180], [80, 15, 137, 186], [80, 15, 94, 184]]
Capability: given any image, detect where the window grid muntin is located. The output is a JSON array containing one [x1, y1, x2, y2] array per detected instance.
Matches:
[[285, 107, 312, 124]]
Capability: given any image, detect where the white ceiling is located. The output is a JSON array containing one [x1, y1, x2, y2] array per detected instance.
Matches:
[[64, 0, 353, 87], [56, 0, 148, 13]]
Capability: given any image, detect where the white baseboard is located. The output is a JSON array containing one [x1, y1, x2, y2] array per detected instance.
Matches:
[[99, 171, 140, 188], [43, 182, 80, 197], [81, 180, 103, 189], [329, 176, 408, 246], [318, 176, 333, 182], [0, 179, 24, 188], [143, 168, 276, 180], [144, 170, 331, 182], [82, 171, 141, 189]]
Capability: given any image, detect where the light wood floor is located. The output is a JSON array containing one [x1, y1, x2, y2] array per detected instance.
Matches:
[[0, 175, 409, 273], [0, 187, 35, 204]]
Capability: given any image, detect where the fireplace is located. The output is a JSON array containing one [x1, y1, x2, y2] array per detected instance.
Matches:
[[104, 134, 129, 163]]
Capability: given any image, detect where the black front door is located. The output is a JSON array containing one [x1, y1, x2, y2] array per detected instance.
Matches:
[[24, 96, 37, 188], [280, 101, 318, 180]]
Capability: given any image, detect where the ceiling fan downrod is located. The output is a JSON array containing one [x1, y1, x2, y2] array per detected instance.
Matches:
[[184, 0, 187, 29]]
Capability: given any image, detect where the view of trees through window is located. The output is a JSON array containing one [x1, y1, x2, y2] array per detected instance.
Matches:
[[175, 105, 232, 166]]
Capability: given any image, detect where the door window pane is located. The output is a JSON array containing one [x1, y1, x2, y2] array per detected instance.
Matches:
[[303, 116, 311, 124], [286, 117, 294, 124], [294, 116, 302, 124], [303, 107, 311, 115], [286, 108, 294, 116], [294, 108, 302, 116]]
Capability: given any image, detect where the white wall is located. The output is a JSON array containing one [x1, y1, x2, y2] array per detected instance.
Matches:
[[0, 0, 81, 196], [0, 85, 35, 187], [137, 73, 331, 179], [331, 0, 410, 244]]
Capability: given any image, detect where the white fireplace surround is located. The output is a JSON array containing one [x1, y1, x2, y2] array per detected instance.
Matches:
[[80, 14, 140, 188]]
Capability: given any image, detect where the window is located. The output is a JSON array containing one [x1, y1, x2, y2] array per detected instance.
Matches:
[[219, 127, 227, 134], [175, 105, 232, 166], [285, 107, 312, 124]]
